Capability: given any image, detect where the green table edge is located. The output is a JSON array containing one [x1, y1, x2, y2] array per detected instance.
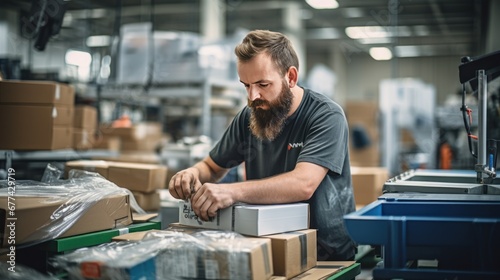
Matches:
[[41, 221, 161, 252], [327, 262, 361, 280]]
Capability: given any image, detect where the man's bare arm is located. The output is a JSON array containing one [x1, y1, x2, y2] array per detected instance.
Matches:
[[191, 161, 328, 220]]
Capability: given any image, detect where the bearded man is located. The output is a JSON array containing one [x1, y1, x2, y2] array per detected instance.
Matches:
[[169, 29, 357, 261]]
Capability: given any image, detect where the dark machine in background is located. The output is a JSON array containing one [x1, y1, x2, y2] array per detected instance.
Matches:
[[436, 51, 500, 173], [459, 50, 500, 183], [21, 0, 67, 51]]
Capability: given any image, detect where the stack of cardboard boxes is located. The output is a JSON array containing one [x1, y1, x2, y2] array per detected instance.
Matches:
[[95, 201, 355, 280], [176, 201, 317, 279], [73, 105, 98, 150], [0, 80, 75, 150], [91, 205, 316, 280], [0, 80, 102, 151]]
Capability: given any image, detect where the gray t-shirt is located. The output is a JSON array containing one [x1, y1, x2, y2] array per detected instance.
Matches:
[[209, 87, 357, 260]]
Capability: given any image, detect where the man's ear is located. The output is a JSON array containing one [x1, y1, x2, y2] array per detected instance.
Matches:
[[287, 66, 299, 88]]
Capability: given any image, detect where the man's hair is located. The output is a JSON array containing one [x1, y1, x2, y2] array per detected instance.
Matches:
[[234, 30, 299, 76]]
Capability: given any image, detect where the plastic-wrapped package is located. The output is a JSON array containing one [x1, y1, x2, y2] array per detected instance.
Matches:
[[52, 234, 197, 280], [0, 166, 144, 249], [149, 230, 273, 280], [52, 240, 160, 280], [53, 229, 273, 280], [67, 168, 146, 215]]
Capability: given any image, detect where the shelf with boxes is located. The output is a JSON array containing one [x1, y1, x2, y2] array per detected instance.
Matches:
[[0, 80, 119, 180], [81, 77, 246, 141]]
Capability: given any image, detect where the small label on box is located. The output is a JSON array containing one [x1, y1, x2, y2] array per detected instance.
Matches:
[[81, 261, 102, 278], [178, 200, 233, 230], [55, 84, 60, 100], [181, 201, 208, 226]]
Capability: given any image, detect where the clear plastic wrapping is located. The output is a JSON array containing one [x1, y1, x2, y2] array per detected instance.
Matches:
[[0, 262, 58, 280], [53, 229, 273, 280], [0, 164, 145, 249]]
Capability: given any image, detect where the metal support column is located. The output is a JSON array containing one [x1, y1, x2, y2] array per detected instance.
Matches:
[[476, 70, 488, 183]]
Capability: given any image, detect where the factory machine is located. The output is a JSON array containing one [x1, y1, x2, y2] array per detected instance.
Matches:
[[344, 50, 500, 280]]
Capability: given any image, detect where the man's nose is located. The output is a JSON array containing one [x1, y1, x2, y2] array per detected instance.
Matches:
[[248, 86, 261, 101]]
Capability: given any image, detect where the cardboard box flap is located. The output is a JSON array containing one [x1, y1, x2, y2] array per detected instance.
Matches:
[[132, 213, 158, 223], [290, 261, 356, 280]]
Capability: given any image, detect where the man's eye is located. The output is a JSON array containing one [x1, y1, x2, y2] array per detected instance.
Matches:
[[260, 84, 269, 87], [243, 84, 250, 88]]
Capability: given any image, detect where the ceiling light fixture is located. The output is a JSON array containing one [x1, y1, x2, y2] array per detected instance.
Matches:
[[86, 35, 111, 47], [65, 50, 92, 66], [345, 26, 390, 39], [369, 47, 393, 60], [306, 0, 339, 9]]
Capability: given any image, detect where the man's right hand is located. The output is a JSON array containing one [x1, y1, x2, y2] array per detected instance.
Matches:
[[168, 168, 202, 200]]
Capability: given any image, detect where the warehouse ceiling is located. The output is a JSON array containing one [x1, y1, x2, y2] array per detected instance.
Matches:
[[1, 0, 492, 59]]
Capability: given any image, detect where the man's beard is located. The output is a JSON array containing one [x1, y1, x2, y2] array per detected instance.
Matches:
[[248, 81, 293, 141]]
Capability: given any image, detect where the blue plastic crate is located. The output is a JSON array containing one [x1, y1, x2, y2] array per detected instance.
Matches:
[[344, 199, 500, 279]]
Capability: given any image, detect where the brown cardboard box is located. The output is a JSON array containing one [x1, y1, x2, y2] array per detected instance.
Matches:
[[264, 229, 317, 279], [64, 161, 168, 192], [0, 105, 73, 150], [0, 193, 132, 247], [0, 104, 74, 126], [110, 152, 162, 164], [120, 137, 162, 152], [348, 122, 380, 167], [65, 160, 109, 178], [108, 162, 167, 192], [349, 143, 380, 167], [93, 135, 120, 151], [94, 152, 161, 164], [290, 261, 356, 280], [100, 122, 162, 140], [351, 166, 389, 207], [345, 101, 378, 125], [111, 230, 161, 241], [0, 80, 74, 106], [74, 105, 97, 130], [132, 191, 160, 211], [73, 128, 95, 150], [346, 101, 380, 167], [99, 125, 137, 139]]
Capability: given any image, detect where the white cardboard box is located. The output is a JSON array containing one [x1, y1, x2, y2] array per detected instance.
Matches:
[[178, 201, 310, 236], [235, 203, 309, 236], [178, 200, 234, 230]]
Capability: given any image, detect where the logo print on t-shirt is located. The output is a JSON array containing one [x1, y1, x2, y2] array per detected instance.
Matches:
[[288, 142, 304, 150]]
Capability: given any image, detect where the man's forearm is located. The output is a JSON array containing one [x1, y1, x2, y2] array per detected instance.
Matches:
[[192, 158, 226, 183], [227, 162, 326, 205]]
